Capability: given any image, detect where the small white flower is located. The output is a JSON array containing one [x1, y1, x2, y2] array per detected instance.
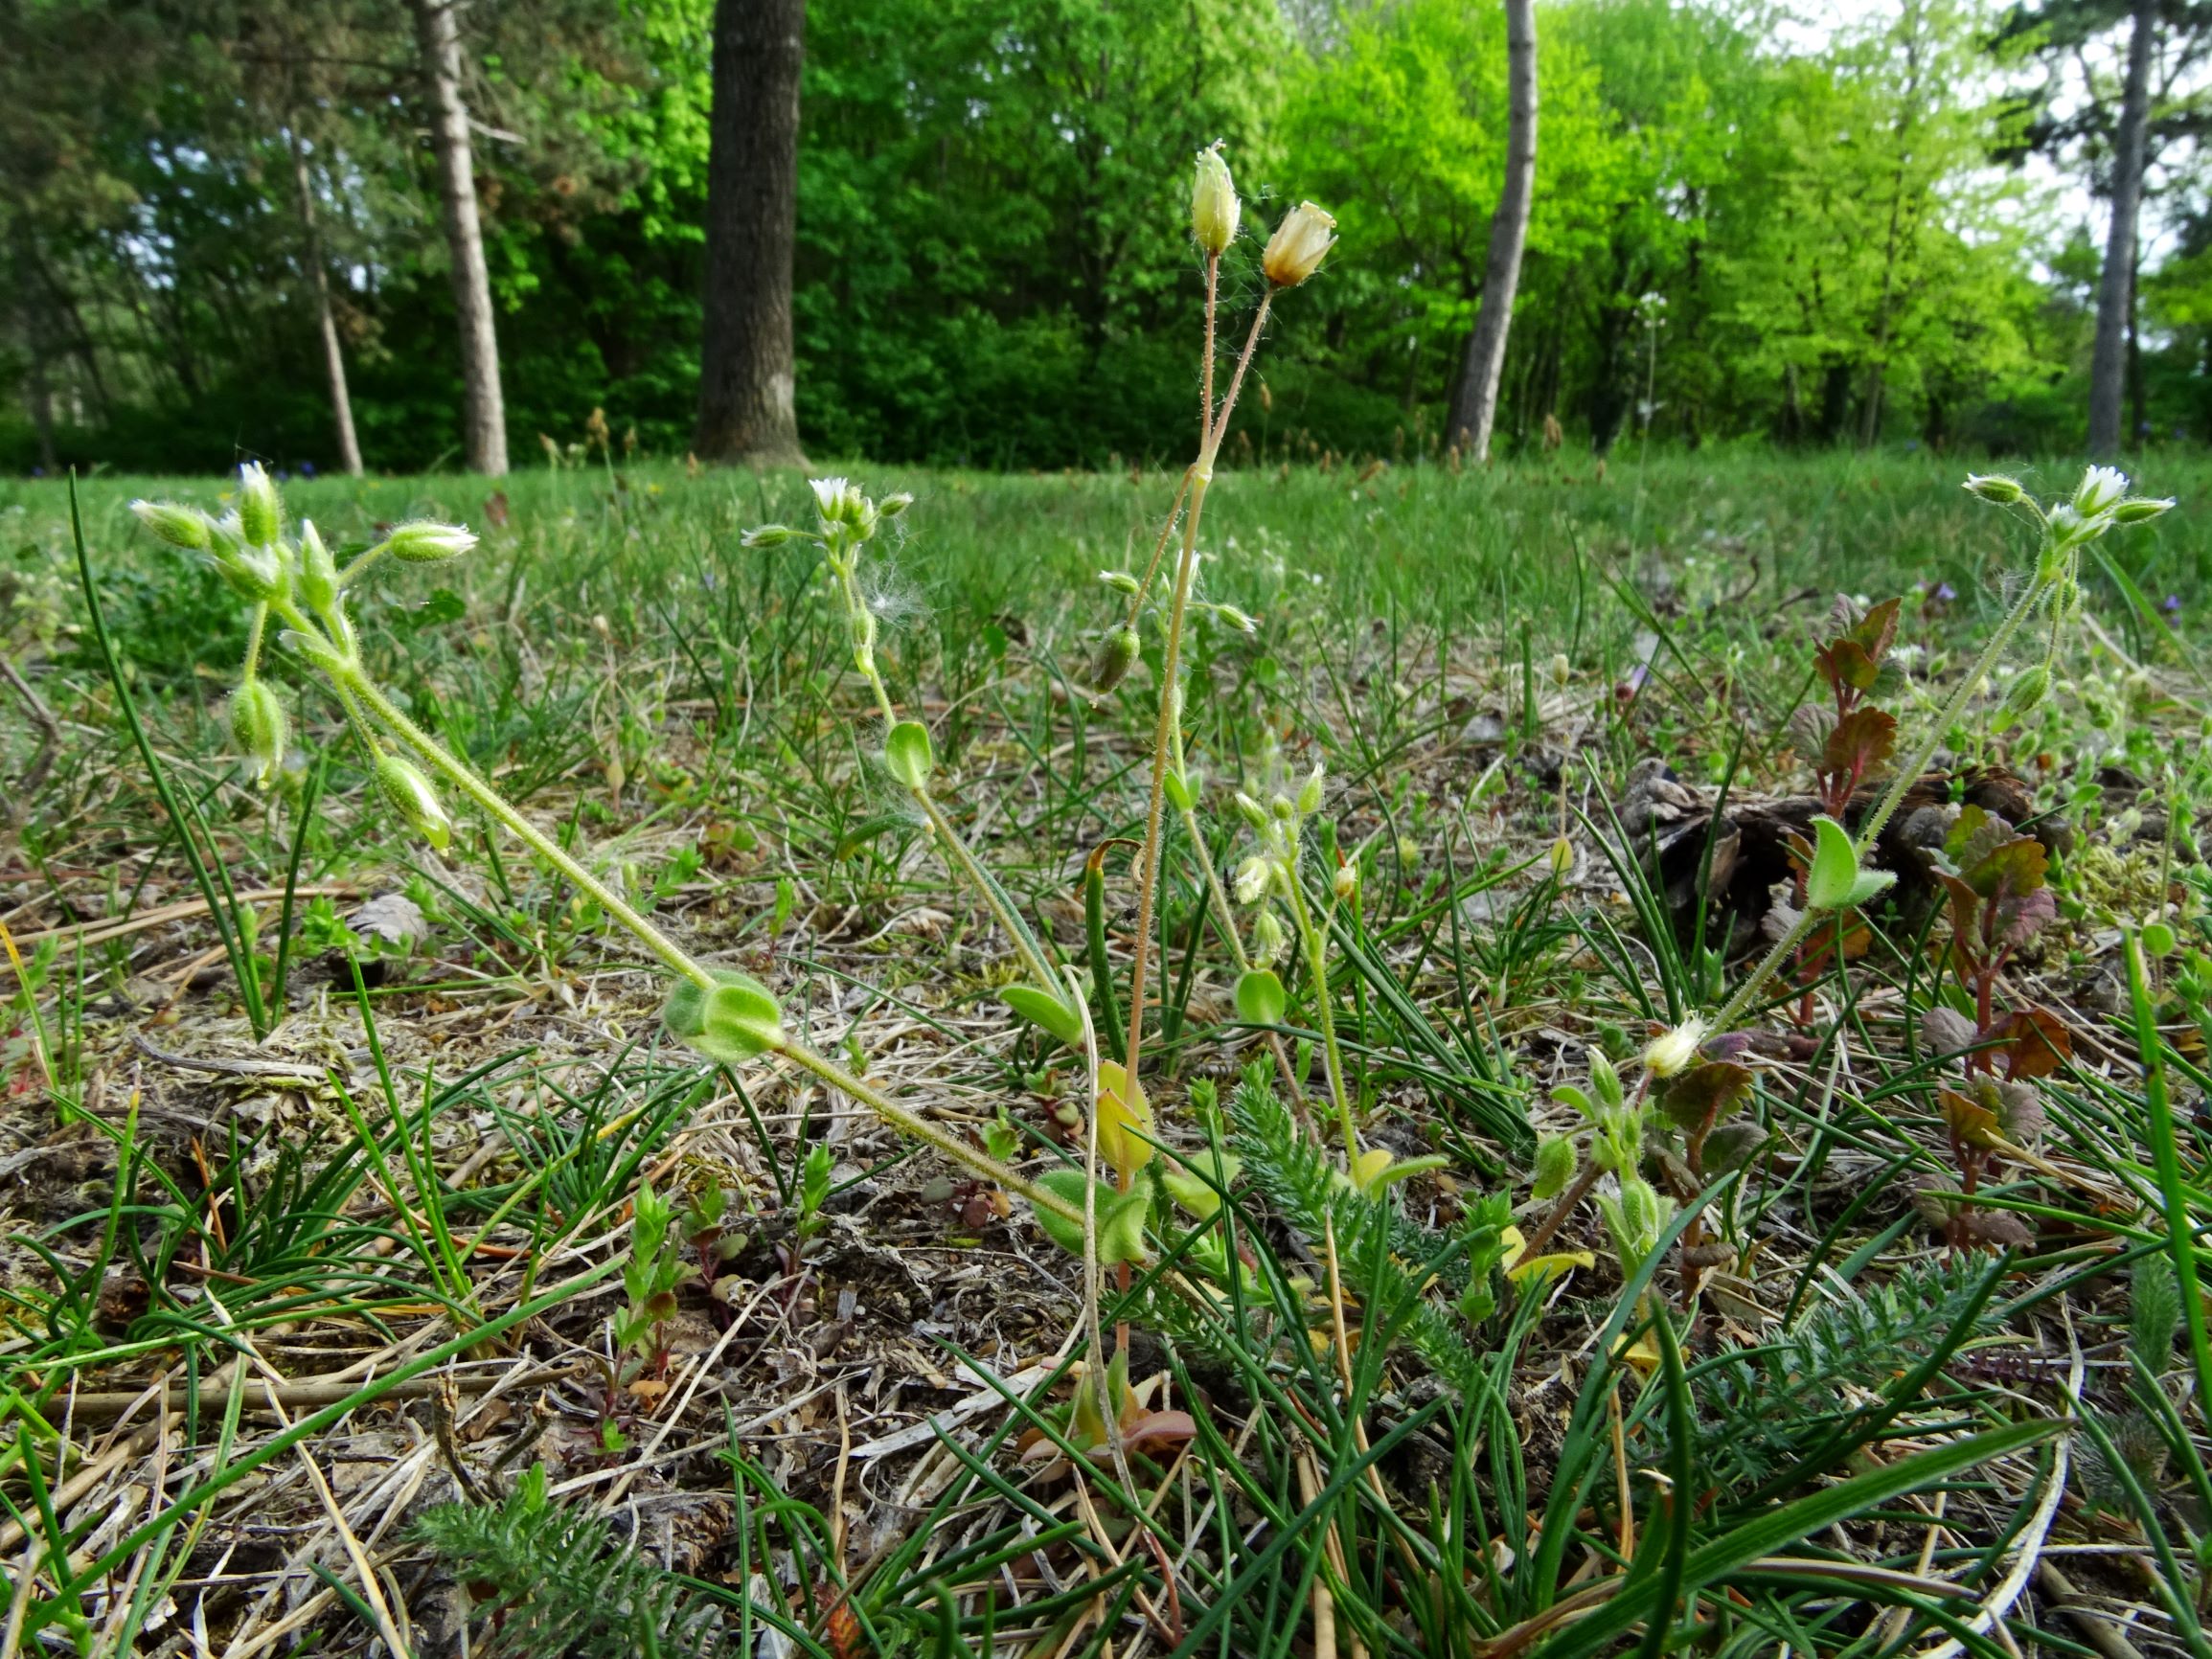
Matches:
[[2073, 465, 2130, 519], [1642, 1016, 1708, 1079], [1234, 855, 1273, 906]]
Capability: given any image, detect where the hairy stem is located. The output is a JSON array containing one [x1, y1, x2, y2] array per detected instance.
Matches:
[[1284, 871, 1359, 1166], [1125, 291, 1274, 1082]]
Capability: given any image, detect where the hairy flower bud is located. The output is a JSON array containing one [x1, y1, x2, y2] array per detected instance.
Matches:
[[381, 521, 478, 564], [1262, 202, 1336, 288], [1191, 142, 1240, 256], [296, 519, 339, 613], [1999, 664, 2050, 727], [238, 462, 281, 548], [228, 681, 287, 786], [375, 755, 453, 852], [1531, 1134, 1578, 1201], [131, 500, 212, 552]]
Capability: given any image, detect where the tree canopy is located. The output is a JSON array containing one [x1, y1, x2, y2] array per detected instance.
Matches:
[[2, 0, 2205, 471]]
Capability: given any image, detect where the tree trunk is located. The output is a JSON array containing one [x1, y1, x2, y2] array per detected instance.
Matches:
[[288, 127, 364, 477], [2089, 0, 2155, 459], [1446, 0, 1536, 463], [693, 0, 807, 466], [412, 0, 507, 476]]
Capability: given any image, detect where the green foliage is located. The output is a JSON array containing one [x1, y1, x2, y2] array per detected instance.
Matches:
[[417, 1468, 733, 1659], [1226, 1063, 1512, 1393], [1689, 1258, 1999, 1493]]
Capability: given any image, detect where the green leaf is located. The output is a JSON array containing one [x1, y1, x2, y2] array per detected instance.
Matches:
[[1001, 985, 1084, 1049], [1234, 967, 1287, 1026], [1534, 1418, 2062, 1659], [663, 969, 784, 1063], [1029, 1169, 1096, 1257], [884, 719, 936, 789], [1804, 815, 1893, 911], [1100, 1187, 1152, 1265]]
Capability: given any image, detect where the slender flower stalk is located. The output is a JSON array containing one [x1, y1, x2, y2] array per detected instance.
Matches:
[[1710, 472, 2169, 1032], [131, 478, 1083, 1233]]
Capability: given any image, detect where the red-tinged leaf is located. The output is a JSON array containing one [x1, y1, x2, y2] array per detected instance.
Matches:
[[1940, 1086, 2006, 1150], [1657, 1060, 1755, 1133], [1967, 835, 2048, 902], [1993, 883, 2057, 950], [1847, 597, 1903, 664], [1944, 804, 1996, 865], [1116, 1410, 1198, 1457], [1814, 638, 1880, 695], [1823, 707, 1898, 782], [1994, 1007, 2072, 1080]]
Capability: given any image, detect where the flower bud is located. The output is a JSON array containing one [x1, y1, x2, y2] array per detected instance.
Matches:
[[296, 520, 339, 613], [228, 681, 287, 786], [380, 521, 478, 564], [1191, 142, 1240, 257], [1999, 664, 2050, 726], [1531, 1134, 1578, 1201], [2113, 495, 2176, 525], [1252, 908, 1287, 966], [1262, 202, 1336, 288], [375, 755, 453, 852], [208, 517, 285, 602], [1090, 626, 1141, 693], [131, 500, 212, 552], [238, 462, 281, 548], [1332, 862, 1359, 903], [1961, 473, 2023, 506], [2072, 464, 2130, 519]]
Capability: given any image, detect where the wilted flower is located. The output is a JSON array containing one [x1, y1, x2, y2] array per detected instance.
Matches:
[[1234, 854, 1273, 905], [1642, 1016, 1708, 1079], [1262, 202, 1335, 288]]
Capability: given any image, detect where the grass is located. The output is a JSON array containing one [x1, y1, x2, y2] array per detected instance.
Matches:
[[1, 445, 2210, 1656]]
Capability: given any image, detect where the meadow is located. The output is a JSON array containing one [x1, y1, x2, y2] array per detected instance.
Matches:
[[3, 446, 2212, 1656]]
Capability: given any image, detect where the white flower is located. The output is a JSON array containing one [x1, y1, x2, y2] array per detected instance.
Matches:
[[1642, 1016, 1708, 1079], [1262, 202, 1336, 288], [1234, 855, 1273, 905], [2073, 465, 2130, 519]]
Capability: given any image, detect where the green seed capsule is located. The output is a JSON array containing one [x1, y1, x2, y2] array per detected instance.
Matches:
[[228, 682, 287, 785], [375, 755, 453, 852], [1090, 626, 1141, 693]]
